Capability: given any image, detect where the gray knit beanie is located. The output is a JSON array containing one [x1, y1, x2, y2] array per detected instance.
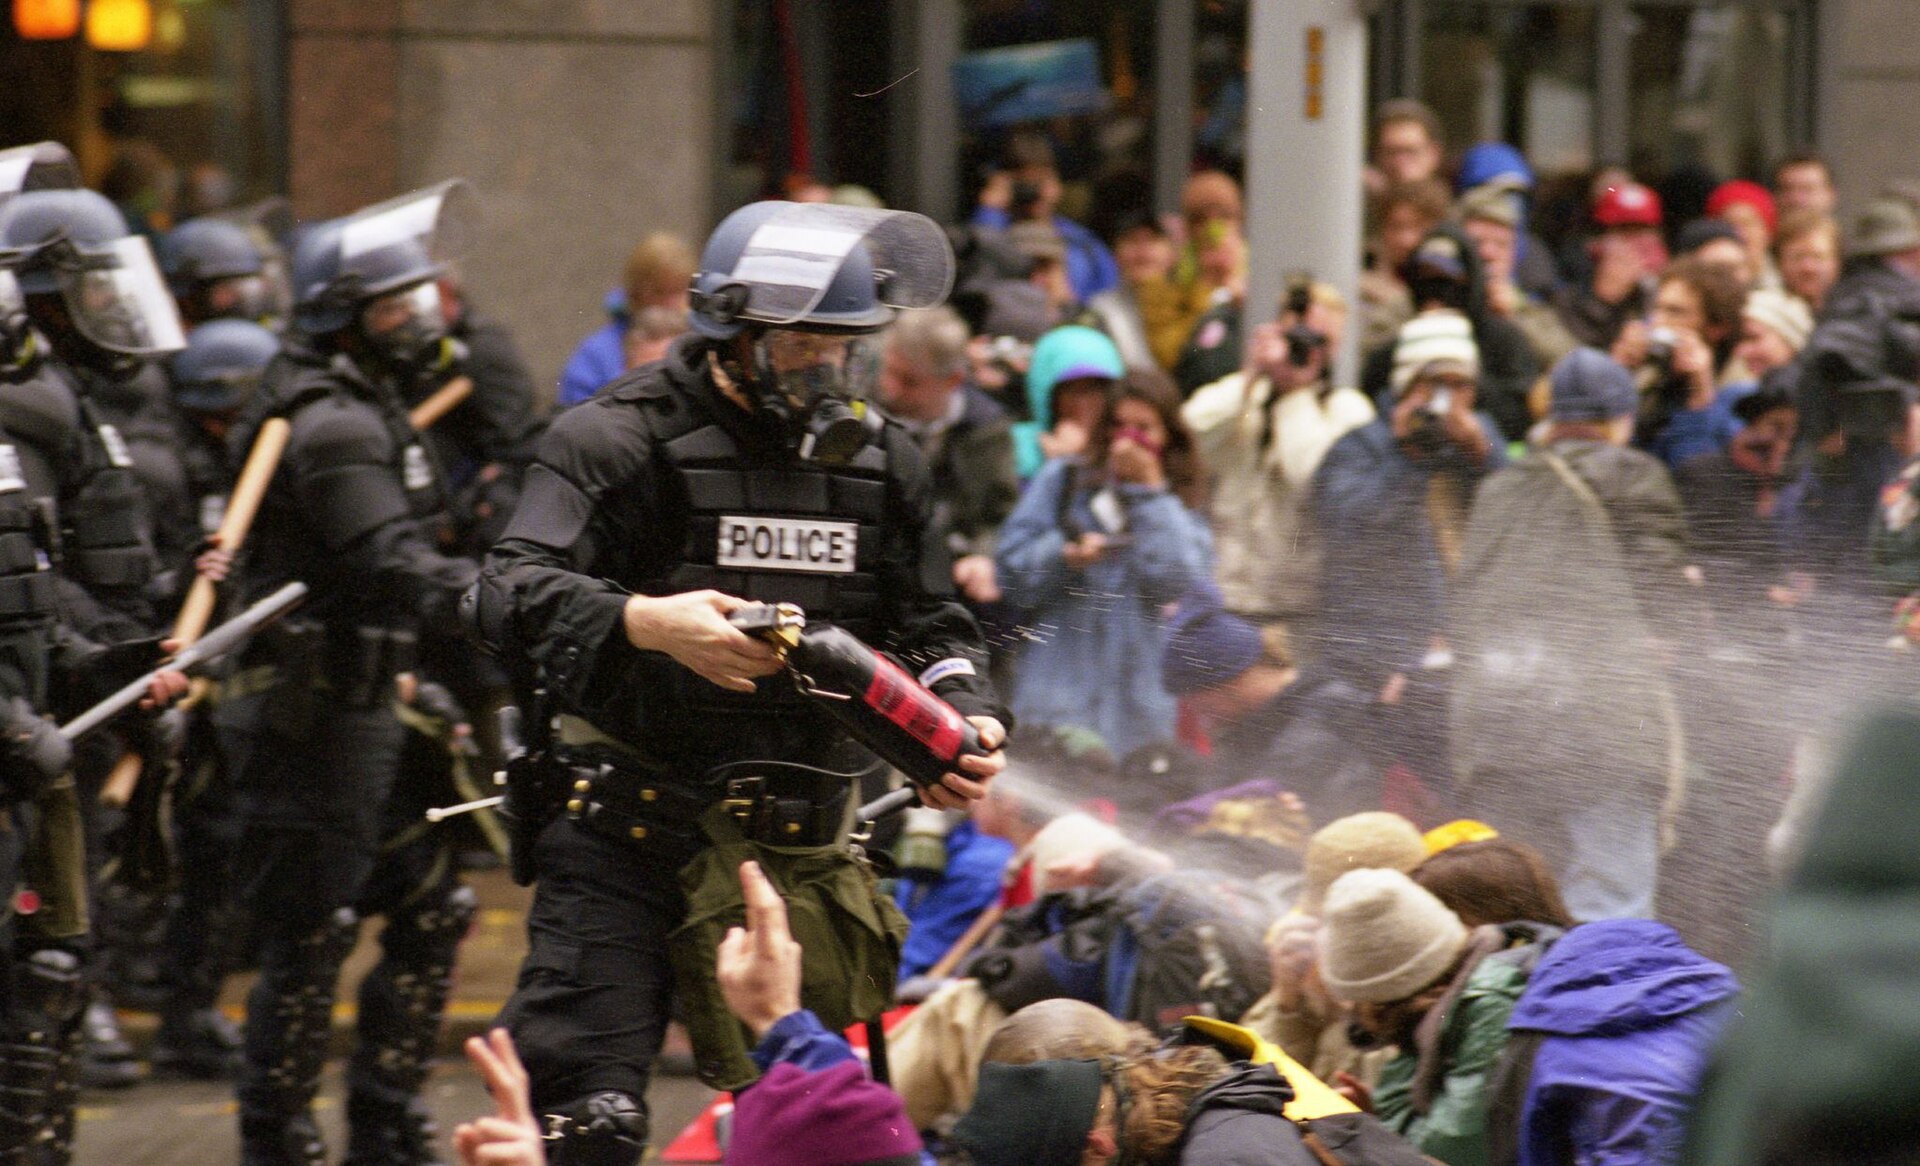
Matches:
[[1318, 868, 1469, 1004]]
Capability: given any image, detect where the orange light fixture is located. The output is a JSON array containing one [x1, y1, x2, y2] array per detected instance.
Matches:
[[85, 0, 153, 51], [14, 0, 81, 39]]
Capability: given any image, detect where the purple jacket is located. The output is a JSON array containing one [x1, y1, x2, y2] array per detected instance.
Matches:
[[1506, 920, 1738, 1166]]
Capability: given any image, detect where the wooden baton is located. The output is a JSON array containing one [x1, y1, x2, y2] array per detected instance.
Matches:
[[407, 374, 473, 432], [172, 416, 292, 646]]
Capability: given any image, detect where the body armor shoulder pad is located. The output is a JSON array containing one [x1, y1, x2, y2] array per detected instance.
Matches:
[[288, 393, 400, 473], [0, 371, 82, 459]]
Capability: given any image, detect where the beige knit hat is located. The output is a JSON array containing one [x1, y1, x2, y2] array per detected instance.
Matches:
[[1742, 288, 1814, 354], [1300, 811, 1428, 914], [1318, 868, 1470, 1004]]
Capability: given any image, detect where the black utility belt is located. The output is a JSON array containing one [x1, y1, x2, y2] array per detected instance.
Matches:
[[558, 747, 851, 848]]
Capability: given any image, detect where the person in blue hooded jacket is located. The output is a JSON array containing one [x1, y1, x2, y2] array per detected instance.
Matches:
[[1455, 142, 1564, 300], [1012, 324, 1126, 480], [556, 232, 694, 406], [998, 366, 1212, 758], [1494, 919, 1739, 1166]]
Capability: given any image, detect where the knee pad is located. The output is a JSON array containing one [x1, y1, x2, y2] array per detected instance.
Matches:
[[301, 906, 360, 967], [544, 1091, 648, 1166], [415, 883, 478, 941], [7, 949, 85, 1032]]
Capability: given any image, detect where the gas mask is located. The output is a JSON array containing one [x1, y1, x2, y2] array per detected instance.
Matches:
[[741, 328, 880, 464], [357, 281, 448, 371], [208, 273, 275, 324], [0, 270, 38, 380]]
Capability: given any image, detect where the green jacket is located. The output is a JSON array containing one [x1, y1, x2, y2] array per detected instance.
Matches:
[[1685, 708, 1920, 1166], [1374, 930, 1546, 1166]]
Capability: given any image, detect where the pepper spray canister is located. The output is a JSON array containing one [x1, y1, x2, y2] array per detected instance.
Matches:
[[729, 602, 988, 789]]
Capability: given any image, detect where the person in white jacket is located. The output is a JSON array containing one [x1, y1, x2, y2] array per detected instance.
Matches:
[[1182, 282, 1374, 629]]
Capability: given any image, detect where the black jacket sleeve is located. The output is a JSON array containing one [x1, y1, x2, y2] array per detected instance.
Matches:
[[470, 398, 652, 711], [287, 400, 478, 636]]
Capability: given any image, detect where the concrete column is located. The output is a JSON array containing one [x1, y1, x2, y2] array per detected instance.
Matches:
[[1242, 0, 1368, 383], [1593, 0, 1632, 168], [889, 0, 963, 222], [1153, 0, 1195, 218]]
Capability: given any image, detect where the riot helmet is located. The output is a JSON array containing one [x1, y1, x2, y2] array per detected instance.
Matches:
[[0, 141, 82, 199], [169, 318, 279, 416], [0, 187, 187, 373], [688, 201, 953, 463], [160, 215, 271, 325], [290, 180, 474, 370]]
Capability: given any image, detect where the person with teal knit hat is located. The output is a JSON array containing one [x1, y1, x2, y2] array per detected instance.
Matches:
[[1013, 324, 1125, 480]]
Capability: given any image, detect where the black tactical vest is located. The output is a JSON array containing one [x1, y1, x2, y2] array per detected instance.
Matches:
[[619, 373, 896, 719], [64, 395, 157, 594], [657, 422, 889, 638]]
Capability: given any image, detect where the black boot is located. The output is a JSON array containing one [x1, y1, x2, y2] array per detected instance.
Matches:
[[77, 999, 140, 1090], [237, 907, 360, 1166], [239, 1111, 327, 1166], [152, 1006, 244, 1079], [343, 1093, 442, 1166]]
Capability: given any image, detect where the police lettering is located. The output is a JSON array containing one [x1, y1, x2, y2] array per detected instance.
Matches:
[[716, 516, 858, 574]]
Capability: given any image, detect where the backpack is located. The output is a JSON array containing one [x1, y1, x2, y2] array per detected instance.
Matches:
[[1101, 869, 1274, 1031]]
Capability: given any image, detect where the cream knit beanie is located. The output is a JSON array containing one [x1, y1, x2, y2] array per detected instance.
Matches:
[[1318, 868, 1469, 1004], [1389, 310, 1480, 397]]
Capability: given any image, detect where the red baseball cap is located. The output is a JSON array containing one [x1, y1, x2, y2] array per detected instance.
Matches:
[[1705, 179, 1778, 235], [1593, 182, 1663, 229]]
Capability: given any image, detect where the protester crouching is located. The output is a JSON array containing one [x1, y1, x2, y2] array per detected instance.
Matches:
[[1238, 812, 1430, 1084], [1319, 869, 1558, 1166]]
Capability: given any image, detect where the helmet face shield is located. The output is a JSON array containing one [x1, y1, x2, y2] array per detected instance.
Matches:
[[57, 235, 187, 356], [337, 180, 476, 300], [0, 142, 80, 200], [0, 270, 22, 320], [715, 204, 955, 330]]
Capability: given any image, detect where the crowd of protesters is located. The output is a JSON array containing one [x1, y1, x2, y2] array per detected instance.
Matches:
[[31, 89, 1920, 1165]]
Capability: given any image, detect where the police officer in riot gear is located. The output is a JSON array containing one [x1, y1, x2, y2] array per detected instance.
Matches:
[[0, 159, 192, 1162], [142, 318, 280, 1080], [0, 184, 178, 634], [469, 201, 1008, 1165], [160, 215, 274, 328], [217, 182, 481, 1166], [0, 171, 193, 1093]]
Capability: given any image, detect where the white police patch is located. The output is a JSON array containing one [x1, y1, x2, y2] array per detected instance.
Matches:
[[0, 445, 23, 494], [97, 424, 132, 468], [199, 493, 228, 536], [402, 445, 433, 491], [717, 516, 857, 574]]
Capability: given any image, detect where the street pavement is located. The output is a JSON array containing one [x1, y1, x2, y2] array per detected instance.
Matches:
[[72, 867, 720, 1164]]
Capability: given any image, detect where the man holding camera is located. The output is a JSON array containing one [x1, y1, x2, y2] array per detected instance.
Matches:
[[1183, 280, 1374, 629], [1311, 311, 1506, 802]]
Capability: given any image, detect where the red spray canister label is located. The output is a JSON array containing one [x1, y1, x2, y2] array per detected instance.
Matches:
[[729, 604, 987, 787]]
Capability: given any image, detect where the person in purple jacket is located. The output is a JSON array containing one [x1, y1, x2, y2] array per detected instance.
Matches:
[[1494, 918, 1740, 1166]]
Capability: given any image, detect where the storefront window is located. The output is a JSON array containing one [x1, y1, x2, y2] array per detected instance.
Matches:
[[1368, 0, 1815, 188], [0, 0, 285, 229], [1415, 5, 1598, 178], [1627, 2, 1799, 183]]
